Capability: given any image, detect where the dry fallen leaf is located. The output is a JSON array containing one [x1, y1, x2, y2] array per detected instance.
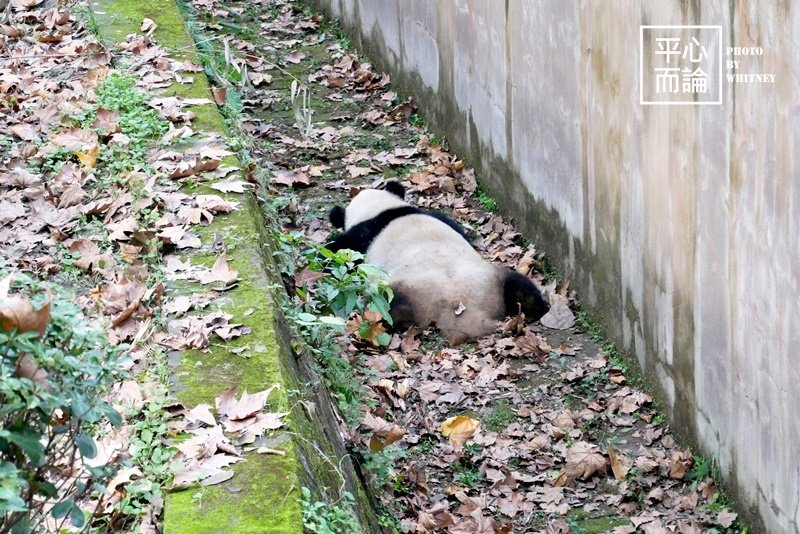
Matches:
[[540, 294, 576, 330], [716, 509, 738, 528], [198, 254, 239, 285], [564, 441, 607, 480], [0, 275, 51, 337], [440, 415, 480, 451], [140, 17, 157, 35], [363, 412, 405, 451], [608, 447, 630, 480]]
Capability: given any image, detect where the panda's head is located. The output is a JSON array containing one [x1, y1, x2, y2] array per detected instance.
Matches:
[[329, 181, 407, 230]]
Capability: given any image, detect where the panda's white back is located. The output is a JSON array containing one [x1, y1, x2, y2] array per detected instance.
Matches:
[[366, 214, 504, 344]]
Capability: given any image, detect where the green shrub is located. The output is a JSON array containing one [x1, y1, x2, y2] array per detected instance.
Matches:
[[272, 232, 393, 425], [300, 487, 360, 534], [0, 272, 125, 532]]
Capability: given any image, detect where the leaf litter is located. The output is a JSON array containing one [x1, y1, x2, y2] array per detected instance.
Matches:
[[0, 0, 284, 530], [181, 0, 747, 532]]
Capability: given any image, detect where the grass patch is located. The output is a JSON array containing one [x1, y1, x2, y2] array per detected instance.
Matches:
[[475, 186, 499, 213], [483, 399, 516, 432]]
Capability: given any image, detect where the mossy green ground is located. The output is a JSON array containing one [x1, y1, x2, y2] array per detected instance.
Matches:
[[95, 1, 302, 532], [95, 0, 224, 133]]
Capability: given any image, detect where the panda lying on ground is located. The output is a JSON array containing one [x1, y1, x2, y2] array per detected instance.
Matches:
[[327, 181, 550, 345]]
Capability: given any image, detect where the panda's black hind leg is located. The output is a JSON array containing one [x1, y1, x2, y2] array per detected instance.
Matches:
[[388, 288, 417, 331], [502, 269, 550, 322]]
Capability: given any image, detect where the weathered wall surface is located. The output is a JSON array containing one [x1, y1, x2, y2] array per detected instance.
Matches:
[[312, 0, 800, 532]]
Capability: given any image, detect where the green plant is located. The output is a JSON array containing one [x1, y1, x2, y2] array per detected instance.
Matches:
[[93, 74, 167, 177], [39, 147, 76, 175], [362, 445, 407, 486], [116, 389, 175, 524], [475, 187, 498, 213], [300, 487, 360, 534], [455, 467, 484, 488], [376, 503, 402, 531], [652, 413, 668, 426], [0, 272, 126, 532], [272, 232, 393, 425], [415, 434, 437, 454], [463, 443, 483, 456], [484, 399, 516, 432], [535, 252, 562, 283], [689, 455, 712, 483], [73, 4, 100, 37], [566, 517, 587, 534], [409, 113, 427, 128]]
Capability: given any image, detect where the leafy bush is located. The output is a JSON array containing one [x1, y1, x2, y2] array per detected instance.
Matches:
[[300, 487, 360, 534], [272, 231, 393, 425], [0, 272, 125, 532]]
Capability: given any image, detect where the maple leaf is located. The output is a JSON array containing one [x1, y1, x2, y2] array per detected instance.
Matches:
[[67, 238, 115, 273], [90, 108, 121, 135], [716, 509, 737, 528], [564, 441, 607, 480], [440, 415, 480, 451], [363, 412, 405, 451], [217, 386, 278, 420], [540, 294, 576, 330], [9, 123, 38, 141], [198, 253, 239, 285], [271, 169, 315, 188], [346, 165, 372, 178], [210, 179, 250, 193], [0, 200, 27, 225], [283, 50, 307, 64], [52, 127, 99, 151]]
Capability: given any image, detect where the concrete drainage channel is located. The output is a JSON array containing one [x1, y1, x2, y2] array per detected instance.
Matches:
[[94, 0, 373, 532]]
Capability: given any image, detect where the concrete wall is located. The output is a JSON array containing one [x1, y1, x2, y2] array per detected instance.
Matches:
[[312, 0, 800, 531]]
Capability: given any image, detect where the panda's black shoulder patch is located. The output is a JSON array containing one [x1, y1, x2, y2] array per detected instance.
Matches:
[[326, 207, 472, 253], [327, 206, 419, 253]]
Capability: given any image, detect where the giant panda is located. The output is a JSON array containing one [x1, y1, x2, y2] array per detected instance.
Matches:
[[326, 181, 549, 345]]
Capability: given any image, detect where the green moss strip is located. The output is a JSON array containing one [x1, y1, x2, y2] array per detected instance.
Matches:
[[94, 1, 303, 531]]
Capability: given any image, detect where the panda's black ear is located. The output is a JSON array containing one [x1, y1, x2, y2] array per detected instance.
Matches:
[[329, 206, 345, 229], [384, 181, 405, 198]]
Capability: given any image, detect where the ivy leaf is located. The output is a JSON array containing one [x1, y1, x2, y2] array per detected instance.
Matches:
[[51, 498, 73, 519], [0, 487, 27, 513], [74, 434, 97, 459], [2, 428, 44, 466], [69, 502, 86, 528]]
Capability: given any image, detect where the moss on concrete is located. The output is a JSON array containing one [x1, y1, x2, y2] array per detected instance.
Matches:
[[166, 442, 301, 534], [566, 506, 630, 533], [94, 0, 225, 132], [96, 1, 379, 532]]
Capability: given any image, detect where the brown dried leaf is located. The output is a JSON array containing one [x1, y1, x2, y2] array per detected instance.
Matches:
[[440, 415, 480, 451], [608, 448, 630, 480], [716, 509, 737, 528], [564, 441, 607, 480], [198, 254, 239, 285], [540, 294, 575, 330], [0, 275, 51, 337]]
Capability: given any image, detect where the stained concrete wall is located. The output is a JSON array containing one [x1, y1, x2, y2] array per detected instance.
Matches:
[[311, 0, 800, 532]]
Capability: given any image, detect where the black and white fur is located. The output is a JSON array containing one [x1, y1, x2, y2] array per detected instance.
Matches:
[[327, 181, 549, 344]]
